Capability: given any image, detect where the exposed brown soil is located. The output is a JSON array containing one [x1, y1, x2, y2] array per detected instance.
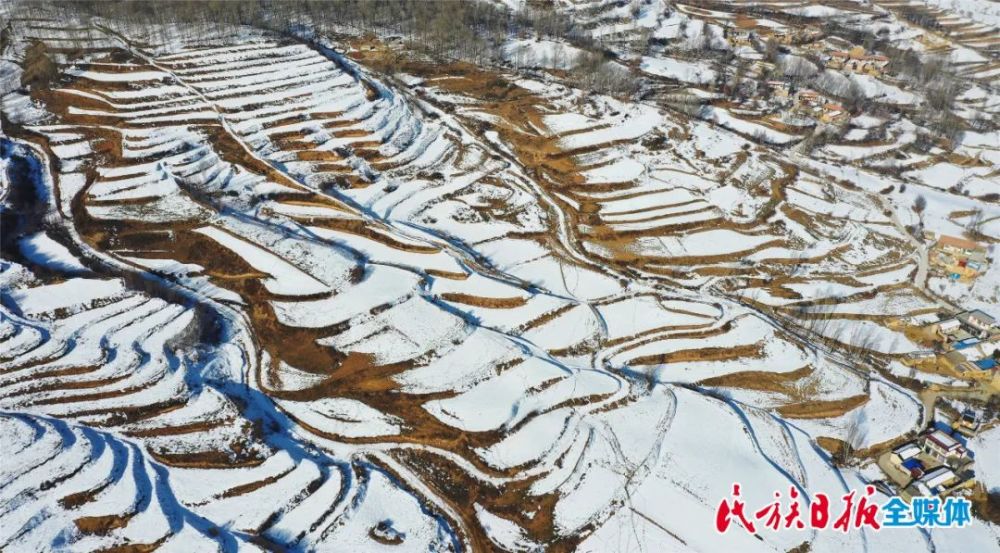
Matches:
[[75, 513, 134, 535], [438, 292, 528, 308], [631, 343, 765, 365], [698, 365, 813, 393], [778, 394, 868, 419], [815, 436, 848, 458]]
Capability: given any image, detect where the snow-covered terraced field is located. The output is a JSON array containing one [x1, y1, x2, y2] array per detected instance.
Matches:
[[2, 8, 998, 553]]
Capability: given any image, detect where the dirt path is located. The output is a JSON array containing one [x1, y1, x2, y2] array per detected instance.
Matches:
[[873, 177, 958, 311]]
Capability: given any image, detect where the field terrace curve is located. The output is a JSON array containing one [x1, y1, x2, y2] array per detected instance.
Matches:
[[1, 13, 991, 553]]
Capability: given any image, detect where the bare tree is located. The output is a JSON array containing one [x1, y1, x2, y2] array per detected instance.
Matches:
[[0, 20, 12, 58], [20, 40, 58, 90], [838, 410, 867, 465], [966, 209, 984, 239], [764, 37, 780, 63]]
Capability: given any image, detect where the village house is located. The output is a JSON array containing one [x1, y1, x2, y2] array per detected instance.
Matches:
[[904, 466, 975, 499], [766, 25, 820, 45], [953, 409, 980, 438], [919, 430, 968, 465], [939, 324, 975, 345], [907, 312, 939, 327], [939, 338, 999, 382], [940, 350, 983, 378], [884, 443, 921, 484], [825, 46, 890, 76], [891, 442, 921, 463], [934, 318, 962, 339], [931, 235, 989, 281], [818, 102, 849, 124], [766, 79, 791, 98], [793, 90, 849, 123], [975, 356, 998, 372], [956, 310, 996, 339], [946, 336, 1000, 378], [937, 235, 986, 257], [922, 311, 997, 345], [889, 442, 923, 475], [795, 89, 822, 109]]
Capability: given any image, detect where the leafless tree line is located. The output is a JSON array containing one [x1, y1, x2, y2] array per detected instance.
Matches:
[[18, 0, 639, 96], [793, 298, 886, 358]]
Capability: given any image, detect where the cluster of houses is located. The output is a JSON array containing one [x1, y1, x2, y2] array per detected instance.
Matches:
[[763, 83, 851, 124], [706, 16, 897, 128], [719, 18, 887, 78], [882, 427, 977, 501], [933, 310, 999, 381], [722, 16, 819, 48], [907, 309, 1000, 383], [792, 89, 850, 124], [929, 234, 990, 282], [822, 46, 890, 76], [900, 234, 997, 381], [882, 316, 989, 502]]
